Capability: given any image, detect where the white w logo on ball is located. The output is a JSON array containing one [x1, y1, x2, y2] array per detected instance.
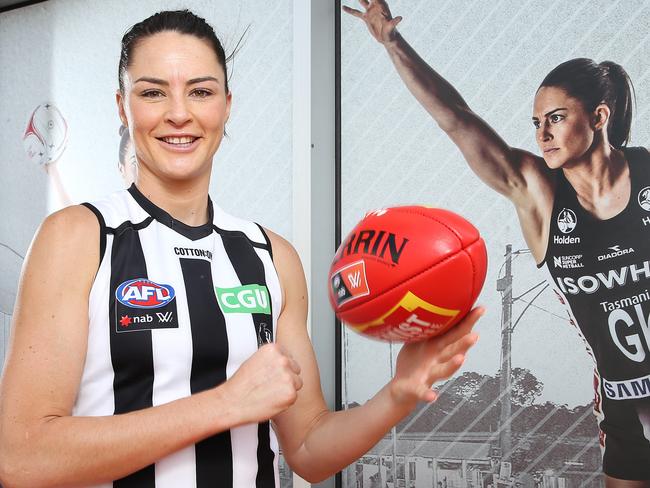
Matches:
[[348, 271, 361, 289]]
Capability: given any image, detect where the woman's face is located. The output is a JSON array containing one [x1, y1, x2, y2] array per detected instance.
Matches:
[[532, 86, 598, 169], [117, 31, 231, 184]]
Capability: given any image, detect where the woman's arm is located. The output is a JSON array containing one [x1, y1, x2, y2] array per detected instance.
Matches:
[[269, 230, 481, 483], [343, 0, 556, 261], [0, 206, 300, 488], [344, 1, 540, 195]]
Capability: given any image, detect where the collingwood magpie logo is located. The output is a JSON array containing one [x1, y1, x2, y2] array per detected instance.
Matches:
[[638, 187, 650, 211], [557, 208, 577, 234], [598, 245, 635, 262]]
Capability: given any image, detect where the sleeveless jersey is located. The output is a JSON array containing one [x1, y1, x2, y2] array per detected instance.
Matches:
[[539, 147, 650, 453], [75, 185, 283, 488]]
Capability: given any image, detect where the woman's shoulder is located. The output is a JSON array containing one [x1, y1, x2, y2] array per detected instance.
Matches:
[[37, 205, 100, 258], [39, 204, 100, 241], [27, 204, 101, 281], [262, 227, 298, 262], [262, 228, 305, 287]]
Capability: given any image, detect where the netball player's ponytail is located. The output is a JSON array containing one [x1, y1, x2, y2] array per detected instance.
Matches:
[[540, 58, 636, 148], [599, 61, 635, 148]]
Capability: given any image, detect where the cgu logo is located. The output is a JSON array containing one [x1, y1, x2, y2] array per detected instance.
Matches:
[[116, 279, 176, 309], [216, 284, 271, 314]]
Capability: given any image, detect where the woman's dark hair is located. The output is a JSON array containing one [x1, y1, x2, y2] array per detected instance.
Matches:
[[539, 58, 635, 148], [119, 10, 229, 94]]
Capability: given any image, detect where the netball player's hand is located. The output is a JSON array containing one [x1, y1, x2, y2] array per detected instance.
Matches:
[[343, 0, 402, 44], [223, 343, 303, 425], [388, 307, 483, 408]]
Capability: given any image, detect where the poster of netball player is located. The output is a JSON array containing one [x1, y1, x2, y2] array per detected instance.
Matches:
[[341, 1, 650, 487]]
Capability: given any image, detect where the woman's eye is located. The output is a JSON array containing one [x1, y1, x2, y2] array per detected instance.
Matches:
[[142, 90, 163, 98], [550, 114, 564, 123], [533, 120, 540, 129], [191, 89, 212, 98]]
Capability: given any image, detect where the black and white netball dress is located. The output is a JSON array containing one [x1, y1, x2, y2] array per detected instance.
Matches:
[[540, 148, 650, 480]]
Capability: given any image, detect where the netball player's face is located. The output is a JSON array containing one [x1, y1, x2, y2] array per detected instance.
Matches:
[[117, 32, 231, 183], [532, 87, 595, 169]]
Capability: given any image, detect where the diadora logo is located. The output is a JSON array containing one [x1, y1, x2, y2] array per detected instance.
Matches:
[[553, 254, 584, 269], [115, 279, 176, 309], [598, 245, 634, 262], [638, 187, 650, 211], [215, 284, 271, 314], [557, 208, 577, 234]]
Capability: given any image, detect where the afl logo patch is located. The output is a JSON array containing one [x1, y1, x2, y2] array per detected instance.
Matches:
[[638, 187, 650, 211], [557, 208, 577, 234], [116, 279, 176, 309]]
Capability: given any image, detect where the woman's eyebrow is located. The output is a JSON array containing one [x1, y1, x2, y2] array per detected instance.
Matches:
[[133, 76, 220, 85], [544, 107, 567, 117]]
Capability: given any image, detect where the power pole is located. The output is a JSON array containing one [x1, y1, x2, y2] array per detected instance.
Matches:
[[496, 244, 513, 460], [389, 341, 397, 486]]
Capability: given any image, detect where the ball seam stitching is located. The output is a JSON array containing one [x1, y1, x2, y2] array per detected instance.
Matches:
[[350, 236, 482, 307]]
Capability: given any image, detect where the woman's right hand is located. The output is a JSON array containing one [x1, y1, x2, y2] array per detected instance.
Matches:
[[221, 343, 303, 425], [342, 0, 403, 44]]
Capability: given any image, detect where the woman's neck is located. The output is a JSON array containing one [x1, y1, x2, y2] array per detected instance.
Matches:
[[562, 144, 629, 219], [135, 171, 211, 227]]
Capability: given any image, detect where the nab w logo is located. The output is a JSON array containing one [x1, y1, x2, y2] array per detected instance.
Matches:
[[330, 260, 370, 306], [156, 311, 174, 323], [553, 256, 562, 268], [215, 284, 271, 314], [348, 270, 362, 289]]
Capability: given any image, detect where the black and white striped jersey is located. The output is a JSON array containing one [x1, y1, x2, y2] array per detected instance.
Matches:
[[77, 185, 282, 488]]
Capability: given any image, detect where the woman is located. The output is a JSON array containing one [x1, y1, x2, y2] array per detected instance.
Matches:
[[0, 10, 481, 487], [344, 1, 650, 486]]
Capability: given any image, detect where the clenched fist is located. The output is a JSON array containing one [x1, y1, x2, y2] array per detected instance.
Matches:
[[221, 343, 303, 425]]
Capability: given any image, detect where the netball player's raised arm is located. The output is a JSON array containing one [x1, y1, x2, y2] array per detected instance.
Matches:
[[344, 1, 542, 200]]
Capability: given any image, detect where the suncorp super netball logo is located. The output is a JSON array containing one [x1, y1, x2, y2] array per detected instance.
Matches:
[[22, 102, 68, 166], [557, 208, 577, 234]]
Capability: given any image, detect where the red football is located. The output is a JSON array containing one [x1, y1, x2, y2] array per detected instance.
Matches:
[[329, 206, 487, 342]]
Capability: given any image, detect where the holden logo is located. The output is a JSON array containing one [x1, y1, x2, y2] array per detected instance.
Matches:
[[638, 187, 650, 211], [557, 208, 577, 234]]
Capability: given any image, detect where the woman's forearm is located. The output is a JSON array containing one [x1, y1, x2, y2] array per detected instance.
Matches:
[[0, 386, 235, 488], [286, 384, 413, 483]]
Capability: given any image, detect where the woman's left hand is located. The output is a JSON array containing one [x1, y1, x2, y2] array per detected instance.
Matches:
[[388, 307, 483, 408]]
